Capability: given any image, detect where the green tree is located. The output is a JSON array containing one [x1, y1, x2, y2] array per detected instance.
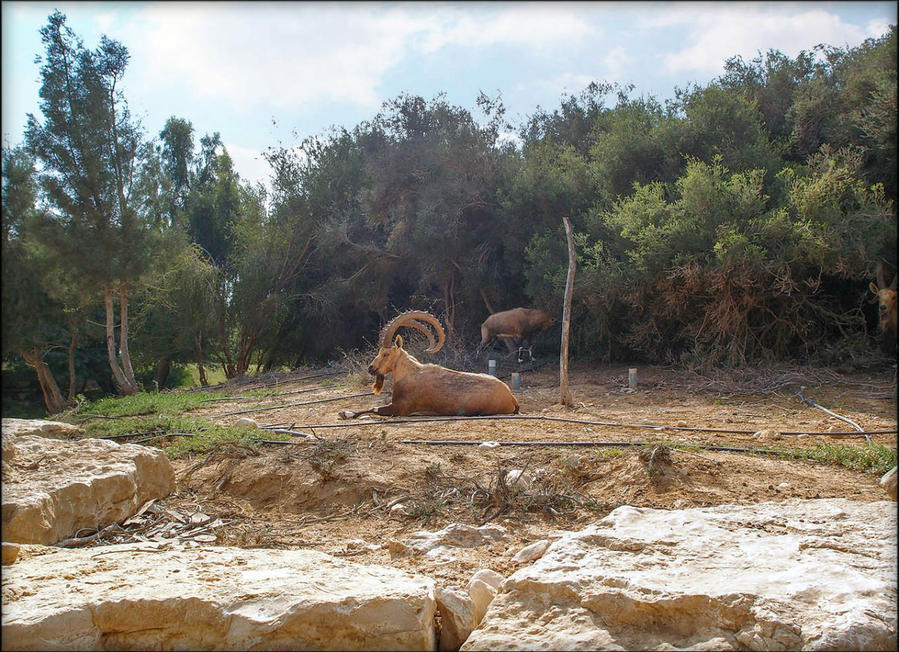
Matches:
[[24, 11, 151, 395], [667, 83, 783, 180], [2, 145, 70, 413]]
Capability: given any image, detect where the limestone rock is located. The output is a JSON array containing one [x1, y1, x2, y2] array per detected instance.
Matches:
[[2, 434, 175, 544], [465, 569, 505, 625], [463, 499, 897, 651], [436, 586, 477, 651], [1, 542, 19, 565], [752, 429, 781, 441], [511, 539, 550, 563], [404, 523, 507, 555], [467, 568, 504, 592], [1, 542, 437, 651], [466, 578, 498, 627], [1, 418, 83, 440], [881, 466, 897, 501], [504, 469, 529, 489]]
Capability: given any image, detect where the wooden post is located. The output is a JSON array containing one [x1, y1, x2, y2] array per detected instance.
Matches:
[[560, 215, 576, 406]]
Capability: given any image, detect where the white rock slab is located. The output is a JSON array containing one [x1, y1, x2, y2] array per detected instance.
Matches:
[[463, 499, 898, 651], [1, 418, 84, 440], [404, 523, 507, 555], [882, 466, 897, 500], [2, 433, 175, 544], [511, 539, 550, 564], [436, 586, 477, 651], [1, 542, 437, 651]]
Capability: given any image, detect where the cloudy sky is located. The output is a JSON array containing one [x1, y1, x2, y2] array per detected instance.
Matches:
[[2, 1, 895, 189]]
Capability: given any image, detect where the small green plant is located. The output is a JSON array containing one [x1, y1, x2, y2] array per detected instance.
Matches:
[[76, 413, 288, 459], [778, 442, 896, 474], [406, 499, 438, 519], [245, 388, 279, 398], [74, 391, 225, 418], [305, 436, 357, 480], [560, 455, 583, 473], [449, 451, 466, 463], [166, 424, 289, 458], [594, 448, 625, 459]]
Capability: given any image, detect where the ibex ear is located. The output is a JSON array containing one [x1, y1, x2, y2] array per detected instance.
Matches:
[[871, 281, 881, 295], [394, 334, 404, 349], [890, 275, 897, 291]]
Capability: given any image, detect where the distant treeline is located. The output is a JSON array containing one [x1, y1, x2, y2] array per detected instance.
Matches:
[[2, 11, 896, 412]]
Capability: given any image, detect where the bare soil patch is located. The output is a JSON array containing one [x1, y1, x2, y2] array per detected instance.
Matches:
[[157, 362, 896, 587]]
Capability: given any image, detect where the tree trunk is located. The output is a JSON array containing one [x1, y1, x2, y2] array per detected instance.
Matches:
[[560, 215, 576, 407], [117, 282, 139, 393], [218, 297, 236, 379], [104, 283, 133, 394], [67, 314, 78, 402], [154, 355, 172, 390], [443, 271, 456, 339], [194, 332, 209, 386], [21, 347, 68, 415], [234, 336, 257, 377]]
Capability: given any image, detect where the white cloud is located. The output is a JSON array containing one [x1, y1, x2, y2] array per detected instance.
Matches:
[[126, 3, 423, 112], [497, 130, 523, 150], [650, 4, 880, 76], [599, 46, 635, 81], [516, 72, 604, 103], [865, 18, 894, 40], [120, 2, 596, 113], [413, 3, 595, 53]]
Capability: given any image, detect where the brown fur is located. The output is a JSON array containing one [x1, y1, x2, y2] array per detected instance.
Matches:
[[870, 263, 898, 344], [478, 307, 557, 360], [341, 313, 520, 419]]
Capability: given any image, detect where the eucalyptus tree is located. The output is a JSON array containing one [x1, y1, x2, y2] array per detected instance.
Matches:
[[24, 11, 151, 395]]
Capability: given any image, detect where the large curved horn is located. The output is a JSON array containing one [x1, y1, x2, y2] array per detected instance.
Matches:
[[876, 262, 888, 289], [379, 310, 446, 354]]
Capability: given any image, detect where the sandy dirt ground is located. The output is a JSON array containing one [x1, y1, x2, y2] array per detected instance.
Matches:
[[140, 359, 899, 589]]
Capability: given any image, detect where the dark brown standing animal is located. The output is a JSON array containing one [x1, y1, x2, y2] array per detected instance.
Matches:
[[478, 307, 558, 363], [338, 311, 519, 418], [870, 262, 898, 350]]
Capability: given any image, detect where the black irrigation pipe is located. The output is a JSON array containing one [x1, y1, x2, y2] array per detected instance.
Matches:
[[96, 432, 155, 440], [112, 431, 789, 457], [398, 439, 787, 455], [183, 369, 345, 394], [130, 432, 196, 445], [200, 385, 336, 403], [219, 392, 375, 417], [275, 414, 896, 438]]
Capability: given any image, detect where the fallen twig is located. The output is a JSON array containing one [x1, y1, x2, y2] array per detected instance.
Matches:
[[788, 387, 869, 442]]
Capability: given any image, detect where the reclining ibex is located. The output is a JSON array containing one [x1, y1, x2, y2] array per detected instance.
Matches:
[[870, 262, 898, 349], [339, 310, 520, 418], [477, 307, 558, 363]]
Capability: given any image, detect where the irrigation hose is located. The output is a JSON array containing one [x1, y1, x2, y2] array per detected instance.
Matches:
[[262, 414, 895, 438], [105, 431, 800, 458]]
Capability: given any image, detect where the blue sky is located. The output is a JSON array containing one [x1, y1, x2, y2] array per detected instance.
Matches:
[[2, 1, 896, 190]]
